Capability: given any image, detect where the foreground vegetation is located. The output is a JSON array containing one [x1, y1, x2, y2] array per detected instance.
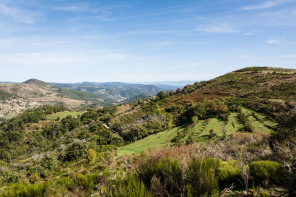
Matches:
[[0, 67, 295, 196]]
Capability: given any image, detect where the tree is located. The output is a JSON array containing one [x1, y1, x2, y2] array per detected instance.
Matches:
[[63, 143, 86, 162], [138, 99, 143, 105], [157, 91, 166, 100]]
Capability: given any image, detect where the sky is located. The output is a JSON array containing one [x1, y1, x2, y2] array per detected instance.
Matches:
[[0, 0, 296, 83]]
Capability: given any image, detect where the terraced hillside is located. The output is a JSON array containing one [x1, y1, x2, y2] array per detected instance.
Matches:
[[117, 106, 275, 155], [0, 67, 295, 196], [110, 67, 293, 157]]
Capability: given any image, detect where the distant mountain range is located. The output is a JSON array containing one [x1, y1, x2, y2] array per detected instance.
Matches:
[[136, 80, 195, 87], [50, 81, 179, 102], [0, 79, 186, 119]]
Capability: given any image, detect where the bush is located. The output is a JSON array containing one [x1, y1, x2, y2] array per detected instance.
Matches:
[[137, 157, 184, 195], [250, 160, 282, 186], [87, 149, 97, 164], [157, 91, 166, 100], [106, 174, 152, 197], [218, 160, 242, 188], [2, 182, 50, 197], [75, 174, 95, 195], [186, 158, 220, 197], [63, 143, 86, 162]]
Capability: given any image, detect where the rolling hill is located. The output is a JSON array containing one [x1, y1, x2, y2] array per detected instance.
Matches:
[[0, 67, 295, 196], [0, 79, 106, 119]]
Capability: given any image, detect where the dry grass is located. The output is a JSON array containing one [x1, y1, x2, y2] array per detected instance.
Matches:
[[144, 132, 270, 164]]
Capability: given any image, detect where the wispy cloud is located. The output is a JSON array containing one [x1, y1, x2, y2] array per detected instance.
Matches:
[[0, 2, 41, 24], [122, 30, 178, 36], [280, 54, 296, 58], [242, 0, 290, 10], [155, 62, 211, 71], [266, 38, 281, 45], [0, 50, 130, 66], [243, 32, 255, 36], [54, 5, 89, 12], [195, 24, 237, 33], [151, 41, 174, 47]]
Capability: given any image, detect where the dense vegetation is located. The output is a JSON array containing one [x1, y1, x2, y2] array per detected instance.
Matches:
[[0, 90, 14, 100], [55, 86, 101, 102], [0, 67, 295, 196]]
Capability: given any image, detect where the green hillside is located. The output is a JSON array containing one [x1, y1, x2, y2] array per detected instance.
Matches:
[[46, 111, 82, 120], [117, 127, 179, 156], [0, 67, 295, 196]]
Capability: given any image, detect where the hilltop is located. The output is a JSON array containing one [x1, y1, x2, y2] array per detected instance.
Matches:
[[0, 79, 105, 119], [199, 67, 296, 99], [0, 67, 295, 196], [23, 78, 49, 86]]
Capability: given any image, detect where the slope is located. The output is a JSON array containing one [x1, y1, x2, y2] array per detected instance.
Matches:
[[0, 67, 295, 196], [0, 79, 107, 118]]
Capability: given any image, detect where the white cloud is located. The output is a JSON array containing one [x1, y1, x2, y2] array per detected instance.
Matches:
[[266, 38, 281, 45], [242, 0, 290, 10], [195, 24, 237, 33]]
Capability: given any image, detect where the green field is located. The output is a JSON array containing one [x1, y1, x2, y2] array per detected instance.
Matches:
[[117, 127, 180, 156], [226, 113, 243, 135], [201, 118, 225, 137], [192, 120, 206, 136], [46, 111, 82, 120], [241, 108, 274, 134], [117, 108, 275, 156], [251, 111, 277, 128]]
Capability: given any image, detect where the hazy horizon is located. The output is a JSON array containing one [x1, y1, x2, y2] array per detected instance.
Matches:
[[1, 78, 195, 86]]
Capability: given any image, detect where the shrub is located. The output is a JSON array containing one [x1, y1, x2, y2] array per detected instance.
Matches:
[[191, 116, 198, 123], [63, 143, 86, 162], [75, 174, 95, 195], [186, 158, 220, 197], [41, 155, 55, 170], [218, 160, 242, 188], [155, 158, 184, 195], [87, 149, 97, 164], [107, 174, 152, 197], [244, 121, 253, 132], [137, 157, 184, 195], [29, 172, 40, 184], [2, 182, 50, 197], [157, 91, 166, 100], [250, 160, 282, 186]]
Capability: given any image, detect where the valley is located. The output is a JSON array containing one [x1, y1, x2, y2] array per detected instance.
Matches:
[[0, 79, 178, 120], [0, 67, 295, 196]]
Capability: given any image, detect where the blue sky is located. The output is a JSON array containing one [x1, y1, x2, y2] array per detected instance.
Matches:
[[0, 0, 296, 83]]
